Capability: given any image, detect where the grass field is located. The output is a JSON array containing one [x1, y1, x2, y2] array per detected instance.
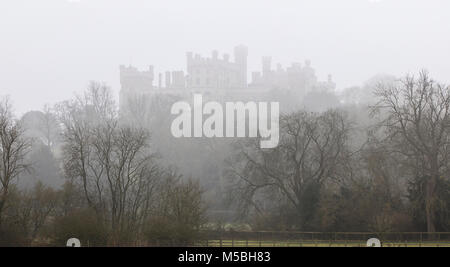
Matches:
[[196, 240, 450, 247]]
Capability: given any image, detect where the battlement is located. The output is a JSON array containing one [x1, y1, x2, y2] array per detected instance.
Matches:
[[186, 52, 234, 65], [119, 65, 154, 92], [186, 45, 247, 66], [118, 45, 333, 98], [120, 65, 154, 78], [186, 45, 248, 90]]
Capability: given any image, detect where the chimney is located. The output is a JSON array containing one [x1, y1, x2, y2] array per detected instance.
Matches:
[[165, 71, 171, 88], [158, 73, 162, 88]]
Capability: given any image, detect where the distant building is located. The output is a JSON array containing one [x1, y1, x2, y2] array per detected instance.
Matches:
[[186, 45, 248, 92], [119, 45, 335, 111], [119, 65, 154, 92], [249, 58, 325, 99]]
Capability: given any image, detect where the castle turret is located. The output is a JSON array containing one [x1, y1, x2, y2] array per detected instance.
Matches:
[[158, 73, 162, 88], [165, 71, 171, 88], [119, 65, 154, 92]]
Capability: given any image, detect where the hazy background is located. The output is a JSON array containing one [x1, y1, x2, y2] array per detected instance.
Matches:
[[1, 0, 449, 115]]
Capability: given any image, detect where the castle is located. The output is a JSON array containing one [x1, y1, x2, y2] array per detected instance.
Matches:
[[119, 45, 335, 111]]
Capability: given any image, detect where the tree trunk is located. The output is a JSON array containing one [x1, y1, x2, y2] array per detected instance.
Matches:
[[0, 190, 8, 228], [425, 175, 437, 233]]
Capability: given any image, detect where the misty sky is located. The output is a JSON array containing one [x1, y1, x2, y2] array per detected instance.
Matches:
[[0, 0, 449, 115]]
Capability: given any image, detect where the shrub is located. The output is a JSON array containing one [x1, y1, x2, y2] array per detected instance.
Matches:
[[51, 209, 108, 247]]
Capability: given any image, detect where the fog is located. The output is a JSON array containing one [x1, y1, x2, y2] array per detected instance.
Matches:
[[1, 0, 449, 114], [1, 0, 450, 246]]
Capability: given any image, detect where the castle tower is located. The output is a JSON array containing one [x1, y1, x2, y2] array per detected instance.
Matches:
[[119, 65, 154, 92], [165, 71, 171, 88], [234, 45, 248, 88]]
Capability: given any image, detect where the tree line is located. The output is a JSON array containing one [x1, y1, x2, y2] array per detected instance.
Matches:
[[0, 71, 449, 246], [0, 83, 205, 246], [226, 71, 449, 233]]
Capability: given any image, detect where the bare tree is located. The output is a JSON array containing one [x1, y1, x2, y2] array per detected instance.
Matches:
[[0, 98, 32, 227], [227, 110, 352, 229], [58, 83, 161, 242], [159, 174, 206, 229], [146, 172, 206, 242], [372, 71, 450, 233], [38, 105, 60, 150], [11, 182, 59, 240]]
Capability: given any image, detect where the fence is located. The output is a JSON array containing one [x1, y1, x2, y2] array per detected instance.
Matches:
[[3, 231, 449, 247], [189, 230, 450, 247]]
